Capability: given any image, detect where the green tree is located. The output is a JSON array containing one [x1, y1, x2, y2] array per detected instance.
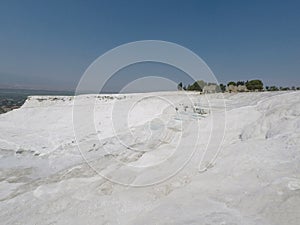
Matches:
[[245, 80, 264, 91], [269, 86, 279, 91], [237, 81, 245, 86], [177, 82, 183, 90], [227, 81, 237, 86], [219, 84, 226, 92], [196, 80, 207, 89], [187, 81, 203, 92]]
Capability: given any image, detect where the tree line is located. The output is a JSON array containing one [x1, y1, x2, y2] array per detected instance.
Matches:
[[177, 80, 217, 92], [178, 79, 300, 92]]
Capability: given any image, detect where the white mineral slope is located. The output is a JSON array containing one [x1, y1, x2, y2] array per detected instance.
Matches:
[[0, 91, 299, 225]]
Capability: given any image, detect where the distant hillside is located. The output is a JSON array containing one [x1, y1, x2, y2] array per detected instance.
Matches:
[[0, 88, 74, 114]]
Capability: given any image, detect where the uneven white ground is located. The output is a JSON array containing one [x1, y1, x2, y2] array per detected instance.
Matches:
[[0, 91, 300, 225]]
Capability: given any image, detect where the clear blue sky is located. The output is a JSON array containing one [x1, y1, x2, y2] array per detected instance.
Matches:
[[0, 0, 299, 90]]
